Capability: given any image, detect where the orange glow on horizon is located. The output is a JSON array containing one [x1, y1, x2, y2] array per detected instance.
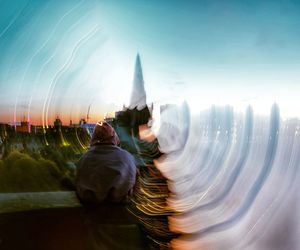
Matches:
[[0, 111, 116, 126]]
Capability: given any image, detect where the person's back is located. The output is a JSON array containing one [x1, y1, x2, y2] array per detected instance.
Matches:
[[76, 122, 136, 204]]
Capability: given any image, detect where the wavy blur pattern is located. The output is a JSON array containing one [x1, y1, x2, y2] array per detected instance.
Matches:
[[153, 103, 300, 250]]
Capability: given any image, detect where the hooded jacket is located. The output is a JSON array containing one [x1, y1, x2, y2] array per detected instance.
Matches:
[[76, 122, 136, 204]]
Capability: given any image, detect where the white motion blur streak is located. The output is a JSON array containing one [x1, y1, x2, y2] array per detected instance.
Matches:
[[153, 103, 300, 250]]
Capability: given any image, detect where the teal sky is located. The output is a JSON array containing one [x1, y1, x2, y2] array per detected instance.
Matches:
[[0, 0, 300, 125]]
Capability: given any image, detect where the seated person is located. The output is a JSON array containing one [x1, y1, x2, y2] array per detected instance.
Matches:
[[76, 121, 137, 204]]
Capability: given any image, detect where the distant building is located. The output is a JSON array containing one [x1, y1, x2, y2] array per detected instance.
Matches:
[[115, 53, 151, 137], [16, 121, 31, 133], [33, 125, 44, 135], [54, 117, 62, 130], [79, 118, 86, 126], [128, 53, 147, 110]]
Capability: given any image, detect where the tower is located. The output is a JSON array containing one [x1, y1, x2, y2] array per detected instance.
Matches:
[[115, 53, 151, 137], [129, 53, 147, 110]]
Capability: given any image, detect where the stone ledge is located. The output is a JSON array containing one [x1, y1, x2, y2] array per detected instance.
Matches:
[[0, 191, 81, 214]]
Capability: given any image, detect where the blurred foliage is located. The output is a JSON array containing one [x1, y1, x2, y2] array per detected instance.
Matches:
[[0, 160, 4, 174], [0, 149, 78, 193], [0, 125, 91, 193], [40, 146, 69, 170]]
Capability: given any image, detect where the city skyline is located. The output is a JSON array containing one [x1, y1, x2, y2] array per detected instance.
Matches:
[[1, 0, 300, 125]]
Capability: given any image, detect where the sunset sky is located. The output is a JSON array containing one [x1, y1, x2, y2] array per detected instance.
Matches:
[[1, 0, 300, 125]]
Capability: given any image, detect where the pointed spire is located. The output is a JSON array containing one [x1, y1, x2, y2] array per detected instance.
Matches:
[[129, 53, 147, 110]]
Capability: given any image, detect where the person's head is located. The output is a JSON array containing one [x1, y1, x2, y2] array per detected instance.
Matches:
[[90, 121, 120, 146]]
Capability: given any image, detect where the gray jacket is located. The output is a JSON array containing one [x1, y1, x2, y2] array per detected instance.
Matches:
[[76, 122, 136, 204]]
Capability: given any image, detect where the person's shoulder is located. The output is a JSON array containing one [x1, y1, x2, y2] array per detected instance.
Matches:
[[116, 146, 130, 156], [116, 147, 135, 161]]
